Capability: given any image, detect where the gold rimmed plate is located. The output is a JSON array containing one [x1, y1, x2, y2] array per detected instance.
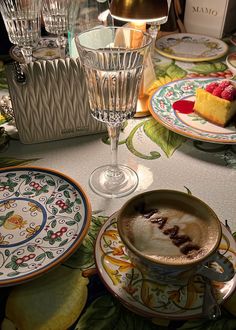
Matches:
[[0, 166, 91, 286], [155, 33, 228, 62], [94, 213, 236, 320]]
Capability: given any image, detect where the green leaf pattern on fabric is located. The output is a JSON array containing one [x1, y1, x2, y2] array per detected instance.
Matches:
[[0, 157, 40, 168], [143, 118, 186, 157], [75, 295, 162, 330], [190, 62, 227, 74]]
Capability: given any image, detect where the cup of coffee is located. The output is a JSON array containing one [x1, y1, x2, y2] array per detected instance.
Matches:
[[117, 190, 234, 284]]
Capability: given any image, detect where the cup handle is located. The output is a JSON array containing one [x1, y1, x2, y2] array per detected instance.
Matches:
[[197, 251, 235, 282]]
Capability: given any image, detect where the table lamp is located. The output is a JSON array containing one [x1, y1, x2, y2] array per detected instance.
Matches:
[[110, 0, 169, 117]]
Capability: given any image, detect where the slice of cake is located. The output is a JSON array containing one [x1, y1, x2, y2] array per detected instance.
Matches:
[[193, 80, 236, 127]]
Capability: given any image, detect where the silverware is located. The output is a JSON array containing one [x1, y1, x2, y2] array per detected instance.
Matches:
[[202, 277, 221, 320]]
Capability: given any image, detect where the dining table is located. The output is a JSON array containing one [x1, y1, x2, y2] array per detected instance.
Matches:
[[0, 32, 236, 330]]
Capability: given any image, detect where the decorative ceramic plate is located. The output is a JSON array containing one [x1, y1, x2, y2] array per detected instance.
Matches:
[[155, 33, 228, 62], [0, 166, 91, 286], [226, 53, 236, 76], [95, 213, 236, 320], [10, 38, 61, 62], [149, 78, 236, 144]]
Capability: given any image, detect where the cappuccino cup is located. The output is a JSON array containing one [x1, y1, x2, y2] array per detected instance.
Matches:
[[117, 190, 235, 284]]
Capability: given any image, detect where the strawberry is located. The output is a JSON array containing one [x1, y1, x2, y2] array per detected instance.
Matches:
[[205, 82, 219, 93], [221, 85, 236, 101]]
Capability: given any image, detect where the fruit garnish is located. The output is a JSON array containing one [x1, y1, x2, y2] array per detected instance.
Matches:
[[205, 80, 236, 101], [218, 80, 232, 89], [221, 85, 235, 101], [212, 86, 224, 97], [205, 82, 219, 93]]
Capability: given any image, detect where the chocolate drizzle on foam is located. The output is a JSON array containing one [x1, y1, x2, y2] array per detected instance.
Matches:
[[139, 205, 201, 256]]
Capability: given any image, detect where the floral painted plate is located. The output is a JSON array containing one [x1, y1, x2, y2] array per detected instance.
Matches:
[[95, 213, 236, 320], [149, 77, 236, 144], [10, 38, 62, 62], [155, 33, 228, 62], [0, 166, 91, 286]]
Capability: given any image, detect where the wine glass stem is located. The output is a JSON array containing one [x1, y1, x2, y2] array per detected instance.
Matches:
[[21, 47, 33, 64], [107, 124, 120, 170], [57, 34, 67, 58]]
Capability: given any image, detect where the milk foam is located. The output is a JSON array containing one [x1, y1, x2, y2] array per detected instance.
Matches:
[[125, 206, 216, 264]]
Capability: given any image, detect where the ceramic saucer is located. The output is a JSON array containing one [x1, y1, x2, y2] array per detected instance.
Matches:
[[0, 166, 91, 286], [155, 33, 228, 62], [10, 38, 62, 62], [95, 213, 236, 320]]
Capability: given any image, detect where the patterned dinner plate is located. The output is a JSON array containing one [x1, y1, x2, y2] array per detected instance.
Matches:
[[155, 33, 228, 62], [10, 38, 61, 62], [149, 77, 236, 144], [95, 213, 236, 320], [0, 166, 91, 286]]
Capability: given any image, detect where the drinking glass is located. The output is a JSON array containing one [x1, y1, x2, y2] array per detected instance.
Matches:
[[0, 0, 42, 63], [76, 27, 152, 198], [42, 0, 70, 57]]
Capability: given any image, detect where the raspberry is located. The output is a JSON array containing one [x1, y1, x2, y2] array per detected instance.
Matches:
[[212, 86, 224, 97], [218, 80, 232, 89], [205, 82, 219, 93], [221, 85, 236, 101]]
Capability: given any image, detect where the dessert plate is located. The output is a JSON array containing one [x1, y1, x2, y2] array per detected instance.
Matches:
[[155, 33, 228, 62], [149, 77, 236, 144], [10, 38, 61, 62], [0, 166, 91, 286], [95, 213, 236, 320]]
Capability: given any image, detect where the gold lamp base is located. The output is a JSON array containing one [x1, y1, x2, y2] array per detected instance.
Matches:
[[135, 95, 151, 118]]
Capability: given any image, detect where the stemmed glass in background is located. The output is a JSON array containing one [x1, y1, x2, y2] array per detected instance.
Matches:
[[42, 0, 70, 58], [0, 0, 42, 63], [76, 27, 152, 198]]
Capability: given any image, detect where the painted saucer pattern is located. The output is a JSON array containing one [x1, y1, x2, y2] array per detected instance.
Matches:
[[10, 38, 62, 62], [95, 214, 236, 320], [0, 167, 91, 286], [155, 33, 228, 62], [149, 78, 236, 144]]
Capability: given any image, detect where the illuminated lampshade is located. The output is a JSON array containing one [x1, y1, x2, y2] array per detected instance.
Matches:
[[110, 0, 169, 117], [110, 0, 168, 23]]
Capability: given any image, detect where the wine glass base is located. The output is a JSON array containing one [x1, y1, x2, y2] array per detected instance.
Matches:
[[89, 164, 139, 198]]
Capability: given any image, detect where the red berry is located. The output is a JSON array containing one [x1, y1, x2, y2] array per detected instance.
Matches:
[[62, 205, 68, 210], [205, 82, 219, 93], [221, 85, 236, 101], [218, 80, 232, 89], [51, 233, 57, 239], [60, 227, 67, 233], [56, 231, 63, 237], [212, 86, 224, 97]]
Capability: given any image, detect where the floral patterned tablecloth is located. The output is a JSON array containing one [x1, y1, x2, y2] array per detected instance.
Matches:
[[0, 36, 236, 330]]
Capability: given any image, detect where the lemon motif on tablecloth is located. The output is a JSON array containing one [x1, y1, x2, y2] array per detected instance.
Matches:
[[4, 266, 88, 330]]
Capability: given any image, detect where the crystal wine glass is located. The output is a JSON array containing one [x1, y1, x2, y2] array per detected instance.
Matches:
[[76, 26, 152, 198], [42, 0, 70, 58], [0, 0, 42, 63]]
